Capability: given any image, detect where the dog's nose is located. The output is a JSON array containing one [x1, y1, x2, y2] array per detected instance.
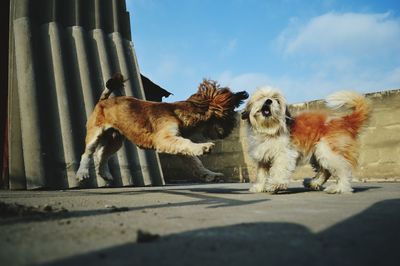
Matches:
[[265, 99, 272, 105]]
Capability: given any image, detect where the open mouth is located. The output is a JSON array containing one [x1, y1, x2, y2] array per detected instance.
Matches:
[[261, 105, 271, 117]]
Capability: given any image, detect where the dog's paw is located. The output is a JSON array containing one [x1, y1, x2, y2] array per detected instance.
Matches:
[[324, 184, 353, 194], [264, 183, 288, 194], [201, 171, 224, 183], [76, 168, 90, 182], [190, 142, 215, 156], [303, 178, 324, 191], [201, 142, 215, 154], [98, 170, 114, 183], [249, 183, 266, 193]]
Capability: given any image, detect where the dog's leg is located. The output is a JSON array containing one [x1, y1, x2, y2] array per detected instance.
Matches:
[[76, 128, 103, 182], [93, 130, 124, 185], [303, 154, 331, 190], [155, 126, 215, 156], [94, 144, 112, 183], [249, 162, 269, 192], [265, 149, 298, 193], [323, 166, 353, 194], [303, 169, 331, 191], [323, 165, 353, 194], [315, 141, 354, 194], [157, 136, 214, 156], [185, 155, 224, 182]]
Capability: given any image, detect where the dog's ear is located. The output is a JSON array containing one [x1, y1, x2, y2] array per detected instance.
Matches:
[[234, 91, 249, 107], [285, 107, 294, 128]]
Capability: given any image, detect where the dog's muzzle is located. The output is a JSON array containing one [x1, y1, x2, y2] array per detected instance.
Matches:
[[261, 99, 272, 117]]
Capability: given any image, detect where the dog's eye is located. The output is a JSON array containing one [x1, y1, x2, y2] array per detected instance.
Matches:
[[276, 99, 280, 105]]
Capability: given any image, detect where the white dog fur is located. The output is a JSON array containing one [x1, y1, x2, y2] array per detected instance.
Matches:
[[242, 87, 370, 194]]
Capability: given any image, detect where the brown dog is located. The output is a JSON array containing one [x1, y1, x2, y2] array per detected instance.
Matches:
[[76, 74, 248, 183]]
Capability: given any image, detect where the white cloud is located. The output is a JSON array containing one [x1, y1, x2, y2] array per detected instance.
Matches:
[[269, 12, 400, 101], [153, 54, 196, 81], [218, 71, 272, 92], [217, 70, 330, 103], [279, 12, 400, 57], [217, 68, 400, 104]]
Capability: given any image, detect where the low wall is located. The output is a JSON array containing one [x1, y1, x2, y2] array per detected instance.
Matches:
[[160, 89, 400, 183]]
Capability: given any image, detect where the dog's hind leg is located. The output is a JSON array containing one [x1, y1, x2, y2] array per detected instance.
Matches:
[[324, 166, 353, 194], [93, 129, 124, 185], [76, 127, 103, 182], [303, 155, 331, 190], [314, 141, 354, 194], [186, 155, 224, 182], [303, 169, 331, 191]]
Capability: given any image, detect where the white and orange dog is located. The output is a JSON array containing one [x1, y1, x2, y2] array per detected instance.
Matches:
[[242, 87, 370, 194], [76, 74, 248, 184]]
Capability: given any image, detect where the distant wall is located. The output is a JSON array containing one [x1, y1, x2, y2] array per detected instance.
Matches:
[[160, 89, 400, 182]]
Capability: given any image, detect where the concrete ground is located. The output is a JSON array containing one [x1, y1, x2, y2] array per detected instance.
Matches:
[[0, 182, 399, 266]]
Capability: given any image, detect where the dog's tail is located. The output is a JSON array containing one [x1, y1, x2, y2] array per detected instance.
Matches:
[[325, 91, 370, 134], [99, 73, 127, 101]]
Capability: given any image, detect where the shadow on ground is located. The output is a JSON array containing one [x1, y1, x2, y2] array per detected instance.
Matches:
[[181, 184, 381, 195], [0, 189, 268, 226], [40, 198, 400, 266]]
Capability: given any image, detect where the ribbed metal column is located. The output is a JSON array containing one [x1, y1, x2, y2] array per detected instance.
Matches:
[[8, 45, 26, 190], [109, 31, 152, 186], [13, 0, 46, 189], [125, 40, 165, 186], [90, 0, 133, 187], [90, 29, 121, 187], [8, 0, 166, 189], [108, 0, 152, 186], [42, 21, 80, 188]]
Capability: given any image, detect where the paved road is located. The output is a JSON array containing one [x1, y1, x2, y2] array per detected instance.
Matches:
[[0, 182, 399, 266]]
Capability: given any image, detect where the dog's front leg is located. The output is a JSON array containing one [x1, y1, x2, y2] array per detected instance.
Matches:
[[155, 127, 215, 156], [157, 136, 214, 156], [265, 149, 297, 193], [249, 162, 269, 192]]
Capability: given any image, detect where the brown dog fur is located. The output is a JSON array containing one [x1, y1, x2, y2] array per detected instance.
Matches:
[[76, 74, 248, 183]]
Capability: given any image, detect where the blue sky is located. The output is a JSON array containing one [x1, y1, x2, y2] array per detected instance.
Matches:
[[126, 0, 400, 104]]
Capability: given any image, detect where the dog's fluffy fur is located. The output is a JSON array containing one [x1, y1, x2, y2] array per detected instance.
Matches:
[[76, 74, 248, 184], [242, 87, 370, 194]]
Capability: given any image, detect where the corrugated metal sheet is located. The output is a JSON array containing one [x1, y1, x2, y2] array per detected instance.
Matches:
[[8, 0, 165, 189]]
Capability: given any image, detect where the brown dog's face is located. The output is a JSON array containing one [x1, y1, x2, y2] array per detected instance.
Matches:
[[202, 116, 234, 139], [203, 90, 248, 139], [185, 80, 248, 139]]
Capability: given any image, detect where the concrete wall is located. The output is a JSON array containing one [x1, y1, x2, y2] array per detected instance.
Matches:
[[161, 89, 400, 183]]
